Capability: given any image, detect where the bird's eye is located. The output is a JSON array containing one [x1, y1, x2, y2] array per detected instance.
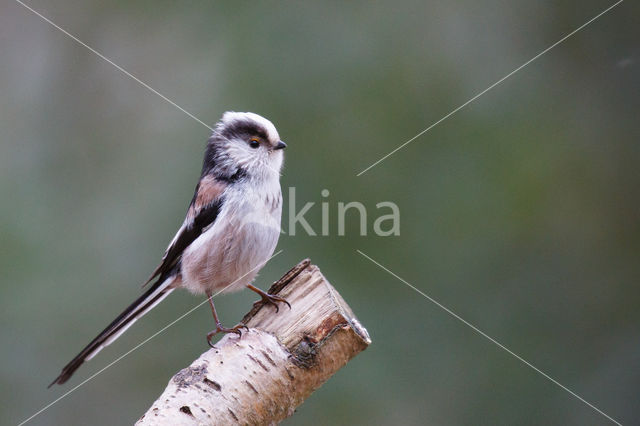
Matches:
[[249, 138, 260, 149]]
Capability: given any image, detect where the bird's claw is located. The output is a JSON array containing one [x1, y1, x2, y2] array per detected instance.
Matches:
[[206, 324, 249, 347], [253, 293, 291, 313]]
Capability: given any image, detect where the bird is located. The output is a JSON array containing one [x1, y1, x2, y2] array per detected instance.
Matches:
[[49, 111, 289, 387]]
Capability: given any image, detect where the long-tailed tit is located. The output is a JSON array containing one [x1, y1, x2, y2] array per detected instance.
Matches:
[[49, 111, 288, 386]]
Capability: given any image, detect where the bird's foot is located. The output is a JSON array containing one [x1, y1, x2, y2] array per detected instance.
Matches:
[[206, 324, 248, 348], [252, 291, 291, 313]]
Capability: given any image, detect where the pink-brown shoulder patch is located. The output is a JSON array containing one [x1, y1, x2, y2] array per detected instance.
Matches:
[[187, 175, 226, 220]]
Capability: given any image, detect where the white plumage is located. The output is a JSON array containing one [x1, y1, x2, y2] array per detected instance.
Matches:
[[50, 112, 287, 386]]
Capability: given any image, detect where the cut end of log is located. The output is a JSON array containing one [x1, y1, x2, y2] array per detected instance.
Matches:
[[137, 259, 371, 425]]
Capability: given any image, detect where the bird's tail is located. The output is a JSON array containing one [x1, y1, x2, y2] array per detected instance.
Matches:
[[48, 277, 176, 387]]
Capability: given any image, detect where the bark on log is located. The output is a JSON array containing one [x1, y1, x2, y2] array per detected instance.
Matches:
[[137, 259, 371, 425]]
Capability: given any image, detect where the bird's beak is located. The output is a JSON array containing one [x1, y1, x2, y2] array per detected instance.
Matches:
[[274, 140, 287, 150]]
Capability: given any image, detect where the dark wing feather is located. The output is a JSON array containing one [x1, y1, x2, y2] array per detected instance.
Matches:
[[50, 177, 226, 386], [50, 198, 224, 386], [144, 178, 226, 287]]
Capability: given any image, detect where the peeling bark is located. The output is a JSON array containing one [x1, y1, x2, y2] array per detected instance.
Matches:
[[137, 260, 371, 425]]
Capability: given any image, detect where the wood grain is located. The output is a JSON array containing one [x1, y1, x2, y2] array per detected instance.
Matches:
[[137, 259, 371, 425]]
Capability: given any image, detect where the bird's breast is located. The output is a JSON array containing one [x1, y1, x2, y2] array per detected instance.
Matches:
[[180, 183, 282, 295]]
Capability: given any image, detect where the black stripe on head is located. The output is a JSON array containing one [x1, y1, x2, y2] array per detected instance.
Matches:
[[201, 141, 220, 175], [200, 137, 249, 182], [220, 118, 269, 142]]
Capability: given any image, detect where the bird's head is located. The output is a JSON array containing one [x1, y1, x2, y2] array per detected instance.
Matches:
[[204, 112, 286, 181]]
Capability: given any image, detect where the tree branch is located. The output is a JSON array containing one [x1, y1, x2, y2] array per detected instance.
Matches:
[[137, 259, 371, 425]]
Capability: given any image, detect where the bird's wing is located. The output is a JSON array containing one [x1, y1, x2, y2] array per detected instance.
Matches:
[[143, 175, 228, 287], [49, 176, 229, 387]]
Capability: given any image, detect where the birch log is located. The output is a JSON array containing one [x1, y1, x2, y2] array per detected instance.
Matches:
[[137, 259, 371, 425]]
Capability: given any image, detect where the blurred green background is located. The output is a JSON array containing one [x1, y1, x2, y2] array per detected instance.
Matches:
[[1, 0, 638, 424]]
